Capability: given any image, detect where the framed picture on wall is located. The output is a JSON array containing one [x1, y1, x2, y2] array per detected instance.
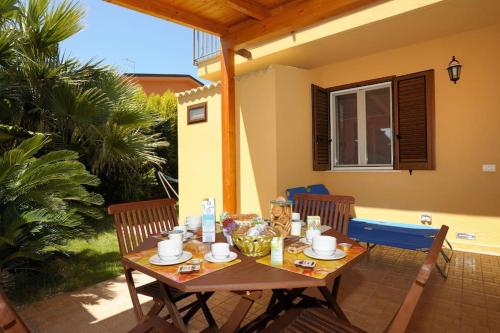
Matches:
[[187, 102, 207, 124]]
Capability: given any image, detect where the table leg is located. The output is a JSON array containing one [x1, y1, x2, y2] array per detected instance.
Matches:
[[158, 283, 188, 332], [318, 283, 349, 323], [239, 288, 305, 333], [196, 292, 218, 329], [219, 290, 262, 333]]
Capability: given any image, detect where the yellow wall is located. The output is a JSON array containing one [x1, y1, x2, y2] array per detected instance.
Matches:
[[274, 66, 323, 197], [179, 23, 500, 254], [177, 85, 223, 222], [312, 24, 500, 254]]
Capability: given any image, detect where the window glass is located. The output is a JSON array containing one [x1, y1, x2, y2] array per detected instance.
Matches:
[[365, 87, 392, 165], [335, 93, 358, 165]]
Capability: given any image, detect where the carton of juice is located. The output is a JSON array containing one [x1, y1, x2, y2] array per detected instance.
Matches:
[[202, 198, 216, 243], [306, 216, 321, 230], [270, 237, 284, 265]]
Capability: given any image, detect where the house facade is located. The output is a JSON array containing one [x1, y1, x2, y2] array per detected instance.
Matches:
[[176, 0, 500, 255]]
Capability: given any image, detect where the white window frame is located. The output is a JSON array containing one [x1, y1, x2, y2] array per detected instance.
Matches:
[[330, 81, 393, 171]]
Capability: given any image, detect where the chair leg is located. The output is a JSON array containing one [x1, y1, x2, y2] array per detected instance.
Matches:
[[124, 268, 145, 322]]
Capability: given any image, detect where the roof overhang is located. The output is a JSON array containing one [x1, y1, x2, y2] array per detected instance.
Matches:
[[105, 0, 380, 47]]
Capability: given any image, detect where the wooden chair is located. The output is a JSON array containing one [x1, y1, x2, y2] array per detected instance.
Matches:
[[108, 198, 215, 327], [293, 194, 354, 235], [0, 289, 30, 333], [262, 225, 450, 333]]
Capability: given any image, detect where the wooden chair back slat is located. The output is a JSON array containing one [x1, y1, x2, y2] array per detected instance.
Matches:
[[386, 225, 449, 333], [108, 198, 178, 255], [0, 290, 30, 333], [293, 194, 355, 235]]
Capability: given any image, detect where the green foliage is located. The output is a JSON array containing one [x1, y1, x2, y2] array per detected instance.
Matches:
[[0, 0, 172, 203], [135, 90, 178, 179], [0, 134, 103, 271], [9, 227, 122, 304]]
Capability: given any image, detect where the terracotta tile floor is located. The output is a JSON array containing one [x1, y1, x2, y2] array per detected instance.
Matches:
[[19, 246, 500, 332]]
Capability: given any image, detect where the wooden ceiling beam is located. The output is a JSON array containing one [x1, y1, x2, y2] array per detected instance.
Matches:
[[222, 0, 379, 46], [106, 0, 229, 36], [225, 0, 270, 20]]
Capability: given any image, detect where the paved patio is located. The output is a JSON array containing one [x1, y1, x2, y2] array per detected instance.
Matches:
[[18, 246, 500, 332]]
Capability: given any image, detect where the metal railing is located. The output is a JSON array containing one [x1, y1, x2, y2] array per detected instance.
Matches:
[[193, 30, 221, 65]]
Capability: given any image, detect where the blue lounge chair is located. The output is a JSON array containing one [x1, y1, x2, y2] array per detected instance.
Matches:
[[348, 217, 453, 277]]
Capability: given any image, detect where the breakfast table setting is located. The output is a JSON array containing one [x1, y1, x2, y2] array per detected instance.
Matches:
[[121, 197, 368, 333]]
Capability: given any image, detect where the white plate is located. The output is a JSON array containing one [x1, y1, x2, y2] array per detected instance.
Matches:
[[204, 251, 238, 263], [149, 251, 192, 266], [303, 247, 346, 261]]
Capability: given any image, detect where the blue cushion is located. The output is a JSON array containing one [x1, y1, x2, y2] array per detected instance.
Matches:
[[286, 187, 308, 201], [348, 218, 439, 251], [307, 184, 330, 195]]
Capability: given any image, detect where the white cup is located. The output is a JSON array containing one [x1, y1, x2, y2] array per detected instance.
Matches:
[[168, 230, 184, 242], [174, 225, 187, 236], [306, 229, 321, 243], [312, 235, 337, 256], [158, 239, 183, 261], [291, 221, 302, 236], [211, 242, 230, 259], [185, 215, 202, 230], [292, 212, 301, 221]]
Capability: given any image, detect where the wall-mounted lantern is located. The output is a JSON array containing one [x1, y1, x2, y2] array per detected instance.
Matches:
[[447, 56, 462, 84]]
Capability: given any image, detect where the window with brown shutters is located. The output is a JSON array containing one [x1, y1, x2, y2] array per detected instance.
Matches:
[[312, 71, 435, 172], [311, 84, 331, 171], [393, 70, 435, 171]]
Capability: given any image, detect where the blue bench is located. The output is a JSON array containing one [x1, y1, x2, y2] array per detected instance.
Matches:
[[348, 218, 452, 277]]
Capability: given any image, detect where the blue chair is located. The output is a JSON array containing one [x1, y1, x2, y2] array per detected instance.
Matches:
[[285, 186, 308, 201], [307, 184, 330, 195]]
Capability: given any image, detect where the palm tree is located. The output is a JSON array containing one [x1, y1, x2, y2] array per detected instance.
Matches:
[[0, 0, 169, 201], [0, 134, 103, 271]]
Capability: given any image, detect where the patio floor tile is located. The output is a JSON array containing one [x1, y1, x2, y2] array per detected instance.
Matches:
[[17, 246, 500, 332]]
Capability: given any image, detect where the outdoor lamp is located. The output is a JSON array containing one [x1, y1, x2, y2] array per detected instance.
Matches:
[[447, 56, 462, 83]]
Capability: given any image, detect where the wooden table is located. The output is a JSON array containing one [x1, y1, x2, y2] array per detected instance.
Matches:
[[122, 229, 367, 332]]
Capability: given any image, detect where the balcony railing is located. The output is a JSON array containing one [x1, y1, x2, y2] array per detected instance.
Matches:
[[193, 30, 221, 65]]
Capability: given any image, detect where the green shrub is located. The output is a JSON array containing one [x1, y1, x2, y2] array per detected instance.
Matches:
[[0, 134, 103, 272]]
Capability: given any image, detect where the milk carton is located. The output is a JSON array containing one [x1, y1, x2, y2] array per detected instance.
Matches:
[[270, 237, 284, 265], [201, 198, 216, 243]]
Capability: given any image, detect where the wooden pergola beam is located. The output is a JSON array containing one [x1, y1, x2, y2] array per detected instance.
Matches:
[[220, 40, 237, 213], [106, 0, 229, 36], [222, 0, 377, 45], [225, 0, 270, 20]]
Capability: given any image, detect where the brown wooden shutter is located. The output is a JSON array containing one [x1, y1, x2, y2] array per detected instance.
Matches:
[[393, 70, 435, 171], [311, 84, 331, 171]]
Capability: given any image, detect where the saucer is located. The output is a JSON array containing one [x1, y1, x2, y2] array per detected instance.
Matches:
[[149, 251, 192, 266], [204, 251, 238, 263], [303, 247, 346, 261]]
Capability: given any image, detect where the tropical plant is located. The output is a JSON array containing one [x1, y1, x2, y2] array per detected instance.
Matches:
[[0, 0, 170, 202], [0, 134, 103, 271], [136, 90, 178, 180]]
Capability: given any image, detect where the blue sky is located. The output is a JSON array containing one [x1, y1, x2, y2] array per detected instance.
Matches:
[[60, 0, 199, 78]]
